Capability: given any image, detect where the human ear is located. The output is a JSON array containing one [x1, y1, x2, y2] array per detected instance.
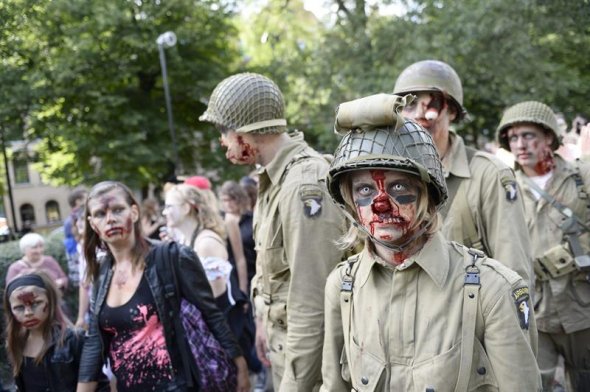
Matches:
[[130, 205, 140, 223]]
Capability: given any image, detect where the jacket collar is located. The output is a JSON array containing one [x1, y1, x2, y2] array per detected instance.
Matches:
[[259, 131, 307, 188], [356, 231, 450, 289], [443, 131, 471, 179]]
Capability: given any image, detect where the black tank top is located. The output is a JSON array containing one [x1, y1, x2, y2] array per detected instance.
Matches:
[[21, 356, 50, 392], [99, 275, 175, 391]]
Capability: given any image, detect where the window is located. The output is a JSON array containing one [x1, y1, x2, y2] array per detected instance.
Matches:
[[20, 203, 36, 228], [13, 157, 30, 184], [45, 200, 61, 223]]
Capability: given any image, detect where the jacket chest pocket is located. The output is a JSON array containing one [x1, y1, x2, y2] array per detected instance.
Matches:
[[348, 337, 386, 391], [412, 339, 498, 392]]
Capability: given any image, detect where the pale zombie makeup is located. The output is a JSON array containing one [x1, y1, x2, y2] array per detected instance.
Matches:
[[351, 169, 419, 244], [219, 130, 258, 165], [9, 286, 49, 330], [88, 190, 135, 241], [508, 124, 554, 175], [162, 191, 187, 228]]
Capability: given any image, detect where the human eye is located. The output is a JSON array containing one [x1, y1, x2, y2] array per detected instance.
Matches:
[[355, 184, 375, 197], [523, 132, 537, 141], [12, 305, 24, 313], [92, 210, 105, 219], [388, 182, 411, 195]]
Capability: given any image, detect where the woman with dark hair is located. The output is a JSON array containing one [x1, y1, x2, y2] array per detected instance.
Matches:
[[219, 180, 256, 294], [4, 272, 108, 391], [77, 181, 249, 392]]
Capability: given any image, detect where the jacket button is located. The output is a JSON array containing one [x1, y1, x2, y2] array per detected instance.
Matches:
[[477, 366, 486, 375], [361, 376, 369, 385], [277, 344, 283, 351], [278, 319, 284, 325]]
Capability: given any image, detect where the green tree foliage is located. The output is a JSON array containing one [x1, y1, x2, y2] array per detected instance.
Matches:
[[2, 0, 588, 189], [1, 0, 242, 188], [239, 0, 589, 148]]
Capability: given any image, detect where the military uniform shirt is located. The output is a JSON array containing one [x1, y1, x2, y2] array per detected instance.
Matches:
[[517, 155, 590, 334], [442, 132, 533, 286], [321, 232, 541, 392], [252, 131, 347, 391]]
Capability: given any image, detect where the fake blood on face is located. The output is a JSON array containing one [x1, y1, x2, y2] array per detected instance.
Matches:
[[17, 291, 37, 306], [533, 148, 555, 175]]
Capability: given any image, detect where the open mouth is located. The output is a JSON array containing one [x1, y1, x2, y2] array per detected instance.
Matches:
[[373, 215, 407, 225]]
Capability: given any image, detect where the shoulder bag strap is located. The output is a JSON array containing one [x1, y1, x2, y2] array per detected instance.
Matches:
[[454, 249, 482, 392], [339, 256, 360, 384], [522, 175, 590, 232], [156, 242, 196, 388]]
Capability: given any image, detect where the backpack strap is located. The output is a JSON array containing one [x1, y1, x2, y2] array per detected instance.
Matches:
[[339, 255, 361, 381], [454, 248, 483, 392], [154, 241, 197, 388]]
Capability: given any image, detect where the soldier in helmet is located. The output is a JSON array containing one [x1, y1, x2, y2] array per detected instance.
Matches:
[[321, 93, 541, 391], [200, 73, 347, 391], [496, 101, 590, 391], [393, 60, 534, 287]]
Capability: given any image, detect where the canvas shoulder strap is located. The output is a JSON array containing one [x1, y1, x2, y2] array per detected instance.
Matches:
[[454, 247, 484, 392], [339, 255, 361, 373], [443, 146, 486, 252]]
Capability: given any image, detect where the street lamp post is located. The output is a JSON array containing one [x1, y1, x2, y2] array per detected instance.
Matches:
[[156, 31, 181, 175]]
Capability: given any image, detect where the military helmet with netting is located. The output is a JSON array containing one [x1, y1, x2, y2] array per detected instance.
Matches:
[[199, 72, 287, 134], [328, 120, 447, 208], [496, 101, 561, 151], [393, 60, 466, 121]]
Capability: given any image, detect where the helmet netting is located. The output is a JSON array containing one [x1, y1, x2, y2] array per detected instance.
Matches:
[[200, 73, 286, 134], [328, 120, 447, 208]]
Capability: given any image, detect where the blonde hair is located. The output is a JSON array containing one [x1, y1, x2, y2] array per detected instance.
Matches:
[[336, 172, 439, 249], [168, 184, 226, 238]]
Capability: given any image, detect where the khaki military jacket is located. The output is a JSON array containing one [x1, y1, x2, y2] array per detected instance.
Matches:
[[516, 155, 590, 333], [442, 133, 533, 286], [321, 232, 541, 392], [252, 131, 347, 391]]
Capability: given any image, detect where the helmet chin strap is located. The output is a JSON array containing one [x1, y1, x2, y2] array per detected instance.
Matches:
[[338, 205, 434, 253]]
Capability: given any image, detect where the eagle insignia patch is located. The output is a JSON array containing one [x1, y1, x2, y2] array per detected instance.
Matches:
[[502, 178, 518, 202], [301, 186, 323, 218], [512, 287, 530, 330]]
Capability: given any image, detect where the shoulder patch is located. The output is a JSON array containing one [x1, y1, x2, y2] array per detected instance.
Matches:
[[501, 176, 518, 202], [512, 286, 530, 330], [300, 185, 324, 218]]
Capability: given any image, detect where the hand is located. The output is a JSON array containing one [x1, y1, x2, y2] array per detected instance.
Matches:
[[255, 317, 272, 367], [234, 356, 251, 392], [75, 317, 88, 330], [55, 278, 65, 290]]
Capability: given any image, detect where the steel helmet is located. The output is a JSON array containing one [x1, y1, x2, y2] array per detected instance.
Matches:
[[393, 60, 466, 121], [328, 102, 447, 209], [199, 72, 287, 134], [496, 101, 561, 151]]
